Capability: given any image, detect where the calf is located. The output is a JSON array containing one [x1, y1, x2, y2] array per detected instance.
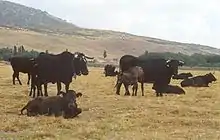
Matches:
[[181, 73, 217, 87], [172, 72, 193, 80], [115, 66, 145, 96], [21, 90, 82, 118]]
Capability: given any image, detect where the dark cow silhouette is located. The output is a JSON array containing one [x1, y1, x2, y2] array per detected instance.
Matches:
[[172, 72, 193, 80], [9, 56, 35, 85], [30, 51, 93, 97], [115, 66, 145, 96], [181, 73, 217, 87], [116, 55, 184, 97], [153, 84, 185, 94], [104, 64, 118, 77]]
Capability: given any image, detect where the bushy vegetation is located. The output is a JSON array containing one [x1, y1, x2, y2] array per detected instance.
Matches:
[[1, 46, 220, 67], [0, 46, 39, 61], [139, 51, 220, 67]]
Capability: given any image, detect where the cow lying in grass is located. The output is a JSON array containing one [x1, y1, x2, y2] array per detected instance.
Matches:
[[181, 73, 217, 87], [153, 84, 185, 95], [21, 90, 82, 119]]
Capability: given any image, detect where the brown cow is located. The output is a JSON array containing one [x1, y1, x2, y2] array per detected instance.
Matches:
[[115, 66, 145, 96]]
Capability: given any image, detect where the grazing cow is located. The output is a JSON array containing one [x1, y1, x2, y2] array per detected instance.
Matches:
[[30, 51, 93, 97], [115, 66, 145, 96], [116, 55, 184, 97], [104, 64, 118, 77], [9, 56, 35, 85], [181, 73, 217, 87], [153, 84, 185, 94], [172, 72, 193, 80]]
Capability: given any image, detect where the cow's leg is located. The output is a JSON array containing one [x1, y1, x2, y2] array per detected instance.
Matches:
[[37, 84, 42, 97], [123, 83, 130, 96], [65, 83, 70, 93], [132, 83, 138, 96], [16, 72, 22, 85], [13, 71, 22, 85], [44, 83, 48, 96], [141, 82, 144, 96], [57, 82, 62, 95], [31, 85, 36, 98], [115, 82, 122, 95], [12, 71, 16, 85], [27, 73, 30, 85], [29, 83, 34, 97]]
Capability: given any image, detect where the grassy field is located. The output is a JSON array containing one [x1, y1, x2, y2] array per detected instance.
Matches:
[[0, 63, 220, 140]]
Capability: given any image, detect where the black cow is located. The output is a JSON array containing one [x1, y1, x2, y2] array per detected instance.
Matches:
[[9, 56, 35, 85], [116, 55, 184, 97], [172, 72, 193, 80], [181, 73, 217, 87], [153, 84, 185, 94], [104, 64, 118, 77], [115, 66, 145, 96], [30, 51, 93, 97]]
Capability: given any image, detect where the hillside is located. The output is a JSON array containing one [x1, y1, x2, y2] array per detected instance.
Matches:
[[1, 0, 220, 61]]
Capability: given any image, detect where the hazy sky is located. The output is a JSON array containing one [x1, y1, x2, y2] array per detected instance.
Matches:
[[7, 0, 220, 48]]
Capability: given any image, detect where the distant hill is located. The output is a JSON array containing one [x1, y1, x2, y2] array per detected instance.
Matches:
[[1, 0, 220, 61]]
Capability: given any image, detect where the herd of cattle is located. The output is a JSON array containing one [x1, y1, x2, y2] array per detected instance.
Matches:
[[6, 51, 217, 119], [104, 55, 217, 97]]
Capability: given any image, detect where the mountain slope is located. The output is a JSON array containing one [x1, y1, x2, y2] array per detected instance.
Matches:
[[0, 0, 220, 59], [0, 0, 79, 34]]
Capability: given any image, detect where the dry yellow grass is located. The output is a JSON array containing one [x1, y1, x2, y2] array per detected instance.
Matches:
[[0, 63, 220, 140]]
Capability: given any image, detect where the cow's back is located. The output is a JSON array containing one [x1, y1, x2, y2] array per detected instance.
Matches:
[[10, 57, 33, 73], [119, 55, 139, 72], [35, 52, 74, 83]]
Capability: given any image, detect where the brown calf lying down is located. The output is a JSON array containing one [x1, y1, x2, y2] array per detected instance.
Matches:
[[21, 90, 82, 119]]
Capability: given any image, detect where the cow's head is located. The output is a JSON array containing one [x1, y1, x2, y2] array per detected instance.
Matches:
[[205, 73, 217, 83], [74, 52, 94, 76], [166, 60, 184, 75]]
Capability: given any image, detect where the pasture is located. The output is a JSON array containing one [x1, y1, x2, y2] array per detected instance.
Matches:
[[0, 62, 220, 140]]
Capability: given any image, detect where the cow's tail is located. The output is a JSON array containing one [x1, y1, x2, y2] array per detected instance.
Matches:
[[114, 82, 118, 88]]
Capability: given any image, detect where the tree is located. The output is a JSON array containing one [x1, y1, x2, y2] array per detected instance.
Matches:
[[20, 45, 25, 53], [103, 50, 107, 58], [45, 50, 49, 54], [13, 45, 17, 55]]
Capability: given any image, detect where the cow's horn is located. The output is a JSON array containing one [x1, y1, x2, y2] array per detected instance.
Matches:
[[84, 55, 94, 59], [74, 53, 79, 58], [179, 60, 184, 64], [166, 60, 171, 63]]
